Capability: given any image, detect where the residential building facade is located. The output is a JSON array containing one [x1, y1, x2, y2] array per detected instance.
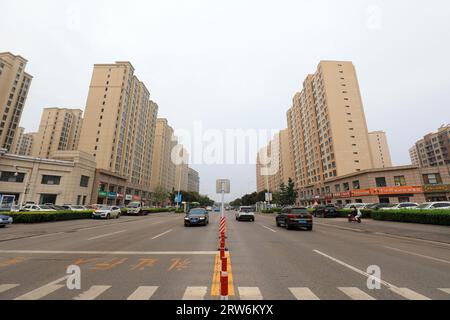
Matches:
[[32, 108, 83, 158], [0, 52, 33, 152], [187, 168, 200, 193], [409, 124, 450, 167], [368, 131, 392, 168]]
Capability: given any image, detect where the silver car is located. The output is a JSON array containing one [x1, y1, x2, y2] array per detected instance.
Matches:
[[93, 206, 121, 219]]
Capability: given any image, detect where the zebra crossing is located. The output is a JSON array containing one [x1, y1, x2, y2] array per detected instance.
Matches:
[[1, 281, 449, 300]]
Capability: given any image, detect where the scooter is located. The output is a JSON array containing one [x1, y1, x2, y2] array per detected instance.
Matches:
[[348, 213, 361, 223]]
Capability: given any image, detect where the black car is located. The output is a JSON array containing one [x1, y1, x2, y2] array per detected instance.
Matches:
[[184, 208, 209, 227], [313, 204, 338, 218], [276, 207, 313, 231]]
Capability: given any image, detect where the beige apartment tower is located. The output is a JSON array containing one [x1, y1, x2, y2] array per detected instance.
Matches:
[[150, 118, 177, 192], [10, 127, 36, 156], [32, 108, 83, 158], [368, 131, 392, 168], [175, 146, 190, 192], [256, 128, 294, 193], [78, 62, 158, 201], [0, 52, 33, 151], [287, 61, 375, 200], [409, 124, 450, 168], [187, 168, 200, 193]]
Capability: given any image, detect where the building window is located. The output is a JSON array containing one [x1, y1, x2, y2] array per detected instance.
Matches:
[[423, 173, 442, 185], [0, 171, 25, 183], [77, 195, 82, 205], [375, 177, 387, 187], [80, 175, 90, 187], [343, 182, 350, 191], [334, 184, 340, 192], [41, 175, 61, 185], [352, 180, 360, 190], [394, 176, 406, 186]]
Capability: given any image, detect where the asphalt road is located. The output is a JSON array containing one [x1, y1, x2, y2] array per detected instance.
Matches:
[[0, 211, 449, 300]]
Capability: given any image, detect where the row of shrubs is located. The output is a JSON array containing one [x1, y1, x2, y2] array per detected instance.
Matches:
[[260, 208, 450, 226], [6, 211, 94, 223]]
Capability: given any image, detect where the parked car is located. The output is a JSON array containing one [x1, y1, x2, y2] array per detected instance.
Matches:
[[276, 207, 313, 231], [380, 202, 419, 210], [235, 206, 255, 222], [20, 204, 56, 212], [184, 208, 209, 227], [0, 214, 13, 228], [62, 205, 88, 211], [92, 206, 121, 219], [206, 206, 213, 212], [366, 203, 395, 210], [414, 202, 450, 210], [344, 203, 369, 209], [313, 204, 338, 218]]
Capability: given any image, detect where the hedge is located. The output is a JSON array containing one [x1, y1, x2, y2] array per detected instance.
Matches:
[[7, 211, 94, 223], [370, 209, 450, 226]]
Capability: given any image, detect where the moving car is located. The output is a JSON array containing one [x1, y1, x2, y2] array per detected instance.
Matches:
[[184, 208, 209, 227], [62, 204, 88, 211], [235, 206, 255, 222], [380, 202, 418, 210], [214, 207, 221, 213], [206, 206, 213, 212], [20, 204, 56, 212], [126, 201, 147, 216], [313, 204, 338, 218], [414, 202, 450, 210], [0, 214, 13, 228], [92, 206, 121, 219], [276, 207, 313, 231]]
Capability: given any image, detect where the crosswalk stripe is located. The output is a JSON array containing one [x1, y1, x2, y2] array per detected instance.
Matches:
[[238, 287, 263, 300], [73, 285, 111, 300], [390, 288, 431, 300], [14, 284, 64, 300], [127, 286, 159, 300], [182, 287, 208, 300], [0, 284, 19, 294], [289, 287, 320, 300], [438, 288, 450, 294], [338, 287, 376, 300]]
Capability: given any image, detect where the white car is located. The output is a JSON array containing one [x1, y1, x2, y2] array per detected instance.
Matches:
[[206, 206, 213, 212], [21, 204, 56, 212], [93, 206, 121, 219], [414, 202, 450, 210], [380, 202, 419, 210], [235, 206, 255, 222], [344, 203, 369, 209], [62, 205, 88, 211]]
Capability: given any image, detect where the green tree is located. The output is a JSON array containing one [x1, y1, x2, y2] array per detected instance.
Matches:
[[284, 178, 297, 206], [153, 186, 169, 206]]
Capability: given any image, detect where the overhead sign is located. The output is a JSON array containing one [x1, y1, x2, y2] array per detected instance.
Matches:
[[125, 195, 133, 201], [174, 194, 182, 203], [216, 179, 231, 194]]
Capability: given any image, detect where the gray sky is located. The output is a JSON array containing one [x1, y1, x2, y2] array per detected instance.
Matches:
[[1, 0, 449, 202]]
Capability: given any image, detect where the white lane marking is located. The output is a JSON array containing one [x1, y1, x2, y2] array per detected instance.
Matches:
[[338, 287, 375, 300], [439, 288, 450, 294], [314, 222, 363, 232], [87, 230, 127, 241], [28, 232, 65, 239], [182, 287, 208, 300], [151, 229, 173, 240], [0, 284, 19, 294], [127, 286, 159, 300], [313, 250, 431, 300], [238, 287, 263, 300], [73, 285, 111, 300], [14, 275, 68, 300], [385, 246, 450, 265], [0, 250, 217, 255], [289, 287, 320, 300], [259, 224, 277, 233]]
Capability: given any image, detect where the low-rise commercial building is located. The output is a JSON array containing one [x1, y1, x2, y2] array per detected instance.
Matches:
[[0, 149, 96, 206]]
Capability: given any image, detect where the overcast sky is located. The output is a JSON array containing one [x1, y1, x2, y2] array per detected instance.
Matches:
[[1, 0, 449, 201]]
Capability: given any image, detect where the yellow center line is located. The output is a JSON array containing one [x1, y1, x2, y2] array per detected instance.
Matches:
[[211, 252, 235, 296]]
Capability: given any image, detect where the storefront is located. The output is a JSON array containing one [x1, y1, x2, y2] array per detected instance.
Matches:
[[423, 184, 450, 202]]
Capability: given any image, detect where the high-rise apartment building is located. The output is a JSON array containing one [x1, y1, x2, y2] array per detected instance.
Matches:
[[150, 118, 177, 192], [256, 128, 294, 193], [187, 168, 200, 193], [78, 61, 158, 202], [10, 127, 35, 156], [175, 147, 190, 192], [368, 131, 392, 168], [409, 124, 450, 167], [0, 52, 33, 151], [32, 108, 83, 158], [287, 61, 375, 200]]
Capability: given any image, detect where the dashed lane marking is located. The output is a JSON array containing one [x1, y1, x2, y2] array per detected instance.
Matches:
[[0, 284, 19, 294], [238, 287, 263, 300], [74, 285, 112, 300], [14, 275, 68, 300], [182, 287, 208, 300], [151, 229, 173, 240], [87, 230, 127, 241], [289, 287, 320, 300], [385, 246, 450, 265], [127, 286, 159, 300], [338, 287, 375, 300]]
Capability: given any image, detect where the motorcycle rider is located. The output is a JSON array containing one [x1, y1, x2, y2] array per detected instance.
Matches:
[[349, 205, 362, 223]]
